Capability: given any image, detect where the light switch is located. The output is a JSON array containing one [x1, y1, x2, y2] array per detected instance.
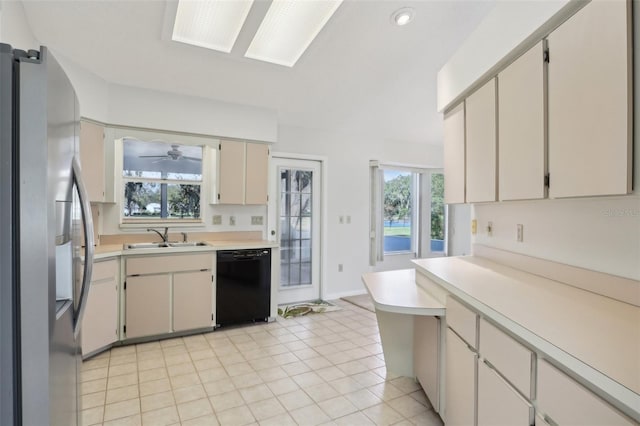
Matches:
[[229, 216, 236, 226], [212, 215, 222, 225], [471, 219, 477, 235], [517, 224, 524, 242]]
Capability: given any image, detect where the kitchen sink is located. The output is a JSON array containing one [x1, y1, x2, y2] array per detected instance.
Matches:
[[167, 242, 209, 247], [123, 241, 209, 250]]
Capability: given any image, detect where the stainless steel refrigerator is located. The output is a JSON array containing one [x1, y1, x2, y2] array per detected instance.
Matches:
[[0, 44, 95, 425]]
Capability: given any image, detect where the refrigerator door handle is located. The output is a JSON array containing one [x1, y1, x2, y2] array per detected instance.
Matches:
[[72, 156, 94, 338]]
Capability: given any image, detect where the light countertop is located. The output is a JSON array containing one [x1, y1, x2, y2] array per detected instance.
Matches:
[[361, 269, 444, 316], [413, 256, 640, 419], [92, 240, 278, 260]]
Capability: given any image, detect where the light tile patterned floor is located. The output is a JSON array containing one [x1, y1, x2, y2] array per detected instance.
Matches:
[[80, 300, 444, 426]]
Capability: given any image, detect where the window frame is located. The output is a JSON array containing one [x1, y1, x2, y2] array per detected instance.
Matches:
[[117, 135, 207, 226]]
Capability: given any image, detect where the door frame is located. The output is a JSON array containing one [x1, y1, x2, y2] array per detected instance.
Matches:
[[268, 152, 328, 301]]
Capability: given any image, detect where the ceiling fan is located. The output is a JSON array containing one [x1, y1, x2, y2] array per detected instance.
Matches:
[[139, 144, 201, 162]]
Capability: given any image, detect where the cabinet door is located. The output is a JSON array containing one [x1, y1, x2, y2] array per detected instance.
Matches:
[[245, 143, 269, 205], [477, 361, 531, 426], [547, 0, 632, 198], [444, 102, 466, 204], [81, 260, 118, 356], [79, 121, 105, 202], [445, 328, 476, 426], [466, 78, 497, 203], [537, 359, 635, 426], [498, 42, 546, 201], [218, 140, 245, 204], [414, 316, 440, 412], [125, 274, 171, 339], [173, 270, 213, 331]]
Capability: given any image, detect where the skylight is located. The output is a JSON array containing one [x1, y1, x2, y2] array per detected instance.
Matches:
[[172, 0, 254, 53], [245, 0, 343, 67]]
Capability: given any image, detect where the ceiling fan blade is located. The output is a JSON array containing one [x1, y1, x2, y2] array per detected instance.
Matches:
[[182, 156, 202, 162], [139, 155, 168, 158]]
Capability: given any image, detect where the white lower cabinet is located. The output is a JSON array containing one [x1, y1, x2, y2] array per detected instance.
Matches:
[[81, 259, 119, 356], [445, 328, 477, 426], [173, 270, 213, 332], [125, 274, 171, 339], [124, 253, 214, 340], [537, 359, 635, 426], [477, 360, 532, 426]]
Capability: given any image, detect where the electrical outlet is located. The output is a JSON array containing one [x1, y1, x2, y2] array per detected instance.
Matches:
[[346, 215, 351, 224], [339, 216, 344, 224], [212, 215, 222, 225], [338, 264, 343, 272], [487, 221, 493, 236], [517, 224, 524, 242], [471, 219, 477, 235], [251, 216, 264, 225], [229, 216, 236, 226]]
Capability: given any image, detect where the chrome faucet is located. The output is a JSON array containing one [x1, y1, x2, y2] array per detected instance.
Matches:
[[147, 227, 169, 242]]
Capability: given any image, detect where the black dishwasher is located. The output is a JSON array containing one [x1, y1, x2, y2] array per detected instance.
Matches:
[[216, 249, 271, 327]]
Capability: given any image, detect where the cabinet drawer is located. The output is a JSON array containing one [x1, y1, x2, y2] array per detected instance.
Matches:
[[478, 360, 532, 426], [447, 296, 477, 349], [537, 359, 634, 426], [92, 259, 118, 282], [479, 318, 532, 398], [126, 253, 212, 275]]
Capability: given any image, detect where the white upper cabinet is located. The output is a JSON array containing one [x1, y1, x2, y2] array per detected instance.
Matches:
[[444, 102, 466, 204], [547, 0, 632, 198], [79, 120, 105, 202], [466, 78, 497, 203], [217, 140, 270, 205], [498, 42, 546, 201]]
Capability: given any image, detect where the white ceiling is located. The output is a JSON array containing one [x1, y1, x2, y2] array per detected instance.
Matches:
[[21, 0, 493, 144]]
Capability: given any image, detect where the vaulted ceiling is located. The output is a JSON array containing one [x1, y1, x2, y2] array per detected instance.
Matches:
[[21, 0, 493, 144]]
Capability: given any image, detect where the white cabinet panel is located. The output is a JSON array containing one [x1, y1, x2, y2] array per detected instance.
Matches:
[[466, 78, 497, 203], [477, 361, 531, 426], [537, 359, 635, 426], [125, 274, 171, 339], [414, 315, 440, 412], [443, 102, 466, 204], [447, 296, 477, 349], [547, 0, 632, 197], [479, 318, 532, 398], [81, 259, 118, 356], [445, 328, 476, 426], [245, 143, 269, 205], [218, 140, 245, 204], [173, 270, 213, 332], [79, 120, 105, 203], [498, 42, 546, 201]]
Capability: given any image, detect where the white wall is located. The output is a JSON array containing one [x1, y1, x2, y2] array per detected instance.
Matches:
[[274, 125, 443, 300], [0, 0, 38, 48]]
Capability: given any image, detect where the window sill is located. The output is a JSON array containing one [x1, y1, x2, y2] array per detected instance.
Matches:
[[120, 220, 205, 229]]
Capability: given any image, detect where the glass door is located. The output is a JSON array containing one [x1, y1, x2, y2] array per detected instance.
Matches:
[[269, 157, 321, 304]]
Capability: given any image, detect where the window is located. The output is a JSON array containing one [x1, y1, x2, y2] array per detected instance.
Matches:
[[369, 162, 445, 264], [122, 138, 203, 222], [383, 170, 416, 254]]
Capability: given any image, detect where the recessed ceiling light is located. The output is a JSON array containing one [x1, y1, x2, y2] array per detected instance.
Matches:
[[391, 7, 415, 26], [172, 0, 254, 53], [245, 0, 343, 67]]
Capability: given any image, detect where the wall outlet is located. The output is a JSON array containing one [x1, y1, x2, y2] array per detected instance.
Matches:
[[346, 215, 351, 224], [251, 216, 264, 225], [212, 215, 222, 225], [338, 264, 343, 272], [229, 216, 236, 226], [517, 224, 524, 242], [487, 221, 493, 236], [339, 216, 344, 224]]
